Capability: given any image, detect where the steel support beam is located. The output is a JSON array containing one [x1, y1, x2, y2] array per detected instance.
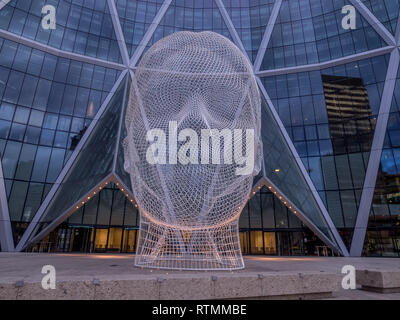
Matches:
[[107, 0, 130, 67], [0, 29, 126, 71], [350, 48, 400, 256], [112, 75, 129, 172], [0, 159, 14, 252], [129, 0, 173, 67], [215, 0, 251, 63], [248, 177, 342, 255], [350, 0, 396, 46], [257, 46, 395, 77], [253, 0, 282, 72], [0, 0, 11, 11]]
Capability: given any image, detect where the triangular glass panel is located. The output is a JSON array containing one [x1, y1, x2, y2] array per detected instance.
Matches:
[[114, 76, 132, 192], [67, 182, 139, 228], [115, 130, 132, 192], [32, 76, 129, 226], [363, 66, 400, 257], [29, 181, 139, 250], [0, 0, 123, 63], [260, 0, 388, 71], [134, 0, 234, 66], [259, 84, 337, 243], [361, 0, 399, 36], [222, 0, 275, 62], [261, 54, 390, 243], [264, 184, 306, 231], [239, 185, 329, 255], [115, 0, 164, 57]]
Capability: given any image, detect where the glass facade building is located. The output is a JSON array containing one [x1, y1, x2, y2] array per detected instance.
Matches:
[[0, 0, 399, 257]]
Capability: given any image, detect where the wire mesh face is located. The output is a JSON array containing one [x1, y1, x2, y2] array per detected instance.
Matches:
[[124, 31, 262, 270]]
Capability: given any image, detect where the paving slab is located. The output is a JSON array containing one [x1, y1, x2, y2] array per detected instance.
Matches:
[[0, 253, 399, 300]]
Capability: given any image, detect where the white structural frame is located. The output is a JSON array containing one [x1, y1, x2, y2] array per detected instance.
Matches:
[[350, 49, 400, 256], [349, 0, 396, 46], [0, 0, 397, 256], [350, 9, 400, 256], [0, 0, 11, 11]]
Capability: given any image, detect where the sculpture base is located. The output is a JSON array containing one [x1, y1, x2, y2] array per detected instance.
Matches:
[[135, 216, 244, 270]]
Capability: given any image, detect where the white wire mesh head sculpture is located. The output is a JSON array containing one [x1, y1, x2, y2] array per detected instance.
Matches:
[[124, 31, 262, 270]]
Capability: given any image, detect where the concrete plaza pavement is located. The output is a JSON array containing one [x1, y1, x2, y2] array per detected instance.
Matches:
[[1, 253, 400, 299]]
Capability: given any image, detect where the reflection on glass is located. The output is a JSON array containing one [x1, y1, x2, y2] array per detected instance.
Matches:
[[250, 231, 264, 254], [263, 232, 276, 255], [107, 228, 122, 252], [94, 228, 108, 252], [239, 232, 249, 255], [322, 75, 376, 155], [122, 229, 137, 253]]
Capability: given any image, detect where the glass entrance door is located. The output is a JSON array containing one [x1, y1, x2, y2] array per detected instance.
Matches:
[[71, 227, 93, 252], [277, 232, 291, 256], [107, 228, 123, 252], [122, 229, 138, 253]]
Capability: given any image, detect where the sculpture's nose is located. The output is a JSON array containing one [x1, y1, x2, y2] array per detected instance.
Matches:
[[178, 93, 211, 132]]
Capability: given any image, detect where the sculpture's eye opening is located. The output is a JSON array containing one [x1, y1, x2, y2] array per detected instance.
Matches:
[[124, 31, 261, 270]]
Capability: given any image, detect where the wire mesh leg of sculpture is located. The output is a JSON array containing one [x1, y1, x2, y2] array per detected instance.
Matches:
[[134, 216, 244, 270]]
